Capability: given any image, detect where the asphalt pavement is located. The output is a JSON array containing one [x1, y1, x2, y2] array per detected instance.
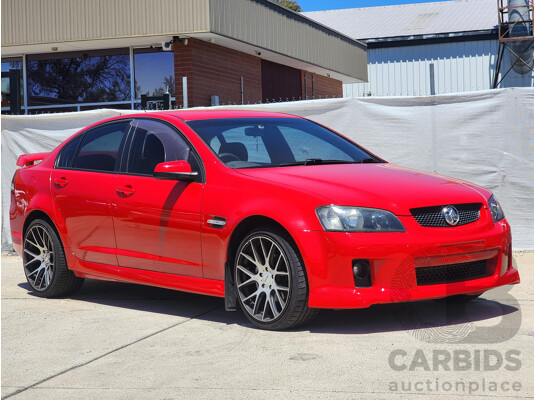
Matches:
[[2, 252, 533, 399]]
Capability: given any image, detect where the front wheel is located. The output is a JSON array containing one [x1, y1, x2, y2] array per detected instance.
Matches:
[[234, 227, 317, 330], [23, 219, 84, 297]]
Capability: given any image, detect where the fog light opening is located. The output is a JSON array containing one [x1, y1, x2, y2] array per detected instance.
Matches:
[[353, 262, 369, 279], [352, 260, 372, 288]]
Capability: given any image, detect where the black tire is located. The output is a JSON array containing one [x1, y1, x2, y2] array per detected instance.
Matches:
[[23, 219, 84, 298], [434, 293, 482, 303], [234, 226, 318, 330]]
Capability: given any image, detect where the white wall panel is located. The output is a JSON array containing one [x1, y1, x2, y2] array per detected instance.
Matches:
[[2, 89, 533, 249], [345, 40, 534, 97]]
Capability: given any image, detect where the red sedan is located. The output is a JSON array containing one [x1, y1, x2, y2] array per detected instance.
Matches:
[[10, 110, 520, 330]]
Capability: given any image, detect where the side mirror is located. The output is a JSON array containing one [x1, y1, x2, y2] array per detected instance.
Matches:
[[153, 160, 199, 181]]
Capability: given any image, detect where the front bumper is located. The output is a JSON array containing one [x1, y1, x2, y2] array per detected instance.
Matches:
[[291, 217, 520, 309]]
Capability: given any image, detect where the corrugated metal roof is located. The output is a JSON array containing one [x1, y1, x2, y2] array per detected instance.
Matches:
[[302, 0, 498, 40]]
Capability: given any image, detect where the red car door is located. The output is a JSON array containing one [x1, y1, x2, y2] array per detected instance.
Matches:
[[112, 119, 204, 277], [51, 120, 132, 266]]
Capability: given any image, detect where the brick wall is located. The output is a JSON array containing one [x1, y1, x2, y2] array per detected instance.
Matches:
[[301, 71, 343, 100], [174, 38, 262, 107], [173, 38, 343, 108]]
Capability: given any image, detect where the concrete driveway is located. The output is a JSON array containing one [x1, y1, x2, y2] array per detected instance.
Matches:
[[2, 252, 533, 399]]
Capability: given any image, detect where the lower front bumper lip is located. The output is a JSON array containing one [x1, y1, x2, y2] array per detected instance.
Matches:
[[308, 267, 520, 309]]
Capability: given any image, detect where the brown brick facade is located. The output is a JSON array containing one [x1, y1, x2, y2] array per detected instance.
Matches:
[[173, 38, 342, 108], [301, 71, 343, 100], [174, 38, 262, 108]]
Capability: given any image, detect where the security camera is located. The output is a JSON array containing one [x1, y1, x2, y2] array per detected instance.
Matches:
[[162, 41, 173, 51]]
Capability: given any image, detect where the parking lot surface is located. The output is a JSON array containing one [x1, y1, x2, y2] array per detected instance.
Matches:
[[2, 252, 533, 399]]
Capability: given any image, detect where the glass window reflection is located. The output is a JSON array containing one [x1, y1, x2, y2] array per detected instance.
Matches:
[[26, 50, 130, 106], [134, 49, 174, 98], [2, 58, 24, 112]]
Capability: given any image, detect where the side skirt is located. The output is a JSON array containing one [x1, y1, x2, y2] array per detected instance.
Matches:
[[73, 259, 225, 298]]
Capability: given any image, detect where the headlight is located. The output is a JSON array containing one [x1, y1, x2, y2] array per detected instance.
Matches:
[[316, 206, 405, 232], [488, 195, 505, 222]]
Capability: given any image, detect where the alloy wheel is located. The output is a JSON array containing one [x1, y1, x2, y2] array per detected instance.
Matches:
[[23, 224, 55, 291], [236, 235, 291, 322]]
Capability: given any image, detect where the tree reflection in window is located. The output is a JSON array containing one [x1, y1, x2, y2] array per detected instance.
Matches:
[[27, 52, 130, 105], [133, 50, 174, 98]]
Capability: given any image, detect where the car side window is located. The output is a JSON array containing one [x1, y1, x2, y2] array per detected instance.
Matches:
[[126, 119, 198, 176], [72, 122, 130, 172], [56, 134, 83, 169]]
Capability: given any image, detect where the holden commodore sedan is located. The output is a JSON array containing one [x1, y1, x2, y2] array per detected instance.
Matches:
[[10, 110, 519, 330]]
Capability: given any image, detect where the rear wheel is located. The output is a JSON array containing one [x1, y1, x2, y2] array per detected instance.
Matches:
[[235, 227, 317, 330], [23, 219, 83, 297]]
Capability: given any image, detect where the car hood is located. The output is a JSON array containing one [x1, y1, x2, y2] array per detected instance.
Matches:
[[236, 163, 491, 215]]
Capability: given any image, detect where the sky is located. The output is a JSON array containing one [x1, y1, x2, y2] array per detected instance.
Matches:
[[298, 0, 458, 11], [134, 52, 174, 97]]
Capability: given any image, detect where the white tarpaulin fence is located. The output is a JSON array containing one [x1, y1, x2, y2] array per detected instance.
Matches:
[[2, 87, 533, 249]]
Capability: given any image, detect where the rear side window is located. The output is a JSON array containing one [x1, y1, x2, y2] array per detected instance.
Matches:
[[56, 134, 83, 169], [72, 122, 130, 172]]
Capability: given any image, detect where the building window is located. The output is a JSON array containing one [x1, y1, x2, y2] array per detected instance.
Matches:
[[26, 49, 130, 107], [133, 49, 174, 98], [1, 57, 24, 113]]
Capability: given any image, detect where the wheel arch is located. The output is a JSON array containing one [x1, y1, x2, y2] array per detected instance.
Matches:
[[227, 215, 300, 266], [224, 214, 305, 311], [23, 209, 57, 238], [22, 210, 69, 259]]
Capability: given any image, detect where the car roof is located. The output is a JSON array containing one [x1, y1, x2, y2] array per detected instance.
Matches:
[[132, 109, 302, 121]]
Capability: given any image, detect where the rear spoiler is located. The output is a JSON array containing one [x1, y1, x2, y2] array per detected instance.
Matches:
[[16, 152, 49, 167]]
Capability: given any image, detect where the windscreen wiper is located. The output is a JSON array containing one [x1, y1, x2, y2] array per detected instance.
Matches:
[[279, 159, 349, 167], [279, 158, 378, 167], [355, 158, 378, 164]]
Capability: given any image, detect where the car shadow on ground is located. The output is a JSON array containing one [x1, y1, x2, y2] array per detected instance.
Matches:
[[18, 279, 520, 336]]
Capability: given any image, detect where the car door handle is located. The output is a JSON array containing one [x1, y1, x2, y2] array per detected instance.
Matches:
[[117, 185, 135, 196], [54, 177, 69, 188]]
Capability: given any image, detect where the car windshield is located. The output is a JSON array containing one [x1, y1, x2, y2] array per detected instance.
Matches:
[[186, 117, 384, 169]]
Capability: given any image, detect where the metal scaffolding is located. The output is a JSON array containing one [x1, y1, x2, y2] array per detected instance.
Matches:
[[493, 0, 534, 88]]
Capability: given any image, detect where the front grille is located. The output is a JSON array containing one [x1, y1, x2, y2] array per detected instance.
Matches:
[[410, 203, 481, 227], [415, 260, 489, 286]]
